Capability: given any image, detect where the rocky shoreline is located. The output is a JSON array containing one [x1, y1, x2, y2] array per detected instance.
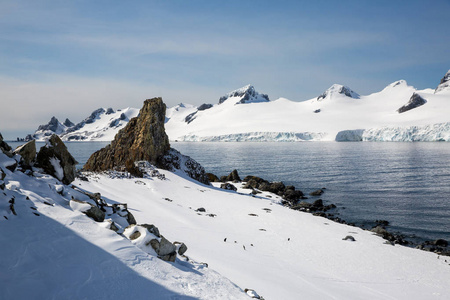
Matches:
[[211, 169, 450, 256]]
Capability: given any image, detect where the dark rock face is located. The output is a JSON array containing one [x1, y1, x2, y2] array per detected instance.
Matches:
[[14, 140, 36, 167], [435, 70, 450, 93], [63, 118, 75, 127], [206, 173, 220, 182], [225, 169, 241, 182], [37, 116, 60, 133], [197, 103, 213, 111], [0, 133, 12, 155], [310, 189, 324, 196], [84, 98, 170, 171], [397, 93, 427, 113], [36, 135, 77, 184]]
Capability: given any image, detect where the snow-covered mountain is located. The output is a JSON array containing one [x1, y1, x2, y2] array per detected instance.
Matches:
[[26, 107, 139, 142], [25, 70, 450, 142], [165, 72, 450, 142]]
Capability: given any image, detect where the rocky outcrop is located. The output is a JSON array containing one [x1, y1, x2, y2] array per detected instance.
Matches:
[[317, 84, 360, 101], [0, 133, 12, 156], [397, 93, 427, 113], [435, 69, 450, 93], [84, 98, 170, 171], [70, 199, 105, 222], [84, 98, 209, 184], [224, 169, 241, 182], [242, 175, 304, 204], [36, 134, 77, 184], [157, 148, 209, 185], [124, 224, 184, 262], [14, 140, 36, 167]]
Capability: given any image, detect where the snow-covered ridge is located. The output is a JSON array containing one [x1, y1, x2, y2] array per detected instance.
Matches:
[[26, 107, 139, 142], [316, 84, 360, 101], [218, 84, 270, 104], [24, 69, 450, 142]]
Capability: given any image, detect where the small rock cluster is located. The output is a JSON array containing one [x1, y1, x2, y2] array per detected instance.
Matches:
[[124, 224, 187, 262]]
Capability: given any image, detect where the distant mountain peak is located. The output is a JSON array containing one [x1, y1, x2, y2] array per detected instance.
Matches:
[[218, 85, 270, 105], [317, 84, 360, 101], [435, 69, 450, 93], [63, 118, 75, 127]]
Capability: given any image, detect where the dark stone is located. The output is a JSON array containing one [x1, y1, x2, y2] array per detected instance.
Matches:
[[36, 135, 77, 184], [106, 108, 115, 115], [70, 199, 105, 222], [148, 236, 177, 262], [309, 189, 324, 196], [434, 239, 448, 247], [198, 103, 213, 111], [312, 199, 324, 208], [206, 173, 220, 182], [220, 183, 237, 191], [0, 133, 12, 154], [397, 93, 427, 113], [14, 140, 36, 167], [268, 182, 285, 194], [196, 207, 206, 212], [225, 169, 241, 182], [342, 235, 356, 241], [174, 242, 188, 255], [141, 224, 161, 238]]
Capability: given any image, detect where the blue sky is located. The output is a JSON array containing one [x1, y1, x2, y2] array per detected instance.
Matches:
[[1, 0, 450, 139]]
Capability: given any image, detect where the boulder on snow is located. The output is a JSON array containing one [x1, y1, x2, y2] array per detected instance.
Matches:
[[220, 183, 237, 191], [36, 135, 77, 184], [69, 199, 105, 222], [225, 169, 241, 182], [14, 140, 36, 167], [149, 236, 177, 262]]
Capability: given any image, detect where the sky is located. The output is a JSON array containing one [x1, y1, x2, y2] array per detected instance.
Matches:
[[1, 0, 450, 140]]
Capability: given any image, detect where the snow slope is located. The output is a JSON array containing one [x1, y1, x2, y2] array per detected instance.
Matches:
[[165, 80, 450, 142], [0, 152, 246, 300], [80, 167, 450, 300]]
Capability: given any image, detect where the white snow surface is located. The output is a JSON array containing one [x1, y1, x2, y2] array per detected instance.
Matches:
[[165, 81, 450, 142], [1, 151, 450, 299]]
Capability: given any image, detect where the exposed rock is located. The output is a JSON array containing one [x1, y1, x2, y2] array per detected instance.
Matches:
[[63, 118, 75, 127], [342, 235, 356, 241], [36, 135, 77, 184], [196, 207, 206, 212], [220, 183, 237, 191], [157, 148, 209, 185], [206, 173, 220, 182], [174, 242, 188, 256], [397, 93, 427, 113], [0, 133, 13, 156], [140, 224, 161, 237], [84, 98, 170, 171], [70, 199, 105, 222], [197, 103, 213, 111], [219, 85, 270, 105], [14, 140, 36, 167], [129, 231, 141, 240], [310, 189, 324, 196], [433, 239, 448, 247], [225, 169, 241, 182], [435, 69, 450, 93], [317, 84, 360, 101], [148, 236, 177, 262]]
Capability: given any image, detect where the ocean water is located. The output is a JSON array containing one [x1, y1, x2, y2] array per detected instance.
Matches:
[[172, 142, 450, 244], [8, 141, 450, 244]]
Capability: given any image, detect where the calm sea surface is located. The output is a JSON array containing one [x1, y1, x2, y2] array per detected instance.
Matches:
[[9, 141, 450, 243]]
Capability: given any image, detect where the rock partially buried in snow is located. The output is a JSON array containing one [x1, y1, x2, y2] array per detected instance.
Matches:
[[124, 224, 182, 262], [70, 199, 105, 222], [35, 134, 77, 184]]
